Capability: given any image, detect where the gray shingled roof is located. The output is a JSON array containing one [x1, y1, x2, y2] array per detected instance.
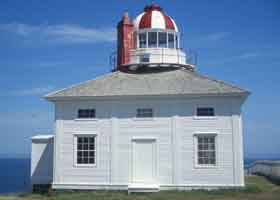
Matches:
[[45, 68, 249, 100]]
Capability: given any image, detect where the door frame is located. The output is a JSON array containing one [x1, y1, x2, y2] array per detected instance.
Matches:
[[130, 137, 158, 184]]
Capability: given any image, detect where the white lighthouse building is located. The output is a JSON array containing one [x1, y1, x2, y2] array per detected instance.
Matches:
[[31, 4, 249, 192]]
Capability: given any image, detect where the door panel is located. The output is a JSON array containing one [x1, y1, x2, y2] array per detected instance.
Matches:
[[132, 140, 156, 183]]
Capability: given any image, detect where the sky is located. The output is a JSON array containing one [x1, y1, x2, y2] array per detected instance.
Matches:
[[0, 0, 279, 158]]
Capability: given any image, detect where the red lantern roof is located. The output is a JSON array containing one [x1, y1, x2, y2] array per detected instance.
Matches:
[[134, 4, 178, 32]]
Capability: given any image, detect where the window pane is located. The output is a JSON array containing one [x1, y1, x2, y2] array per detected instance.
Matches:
[[168, 33, 174, 48], [77, 158, 82, 164], [83, 157, 88, 164], [148, 32, 157, 48], [83, 144, 88, 149], [89, 158, 95, 164], [89, 151, 95, 157], [175, 34, 178, 48], [89, 137, 95, 143], [158, 32, 167, 48], [139, 32, 146, 48]]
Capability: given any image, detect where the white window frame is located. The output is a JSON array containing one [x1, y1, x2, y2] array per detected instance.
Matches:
[[73, 133, 97, 167], [193, 133, 218, 168]]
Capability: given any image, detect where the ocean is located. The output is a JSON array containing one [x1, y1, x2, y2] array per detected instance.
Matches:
[[0, 157, 277, 194], [0, 158, 31, 194]]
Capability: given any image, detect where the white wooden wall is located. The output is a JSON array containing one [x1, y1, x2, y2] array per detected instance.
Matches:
[[52, 96, 245, 189], [31, 136, 54, 185]]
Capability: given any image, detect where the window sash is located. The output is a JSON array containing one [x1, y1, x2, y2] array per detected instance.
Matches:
[[76, 136, 96, 165], [136, 108, 153, 118], [168, 33, 175, 48], [158, 32, 167, 48], [139, 32, 147, 48], [197, 135, 216, 165], [148, 32, 157, 48], [197, 107, 215, 117], [78, 109, 96, 118]]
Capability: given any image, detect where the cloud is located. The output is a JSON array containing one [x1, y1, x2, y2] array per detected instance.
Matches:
[[188, 31, 231, 48], [237, 52, 259, 59], [210, 52, 260, 65], [193, 31, 231, 43], [11, 86, 54, 96], [0, 23, 116, 44], [203, 32, 231, 41]]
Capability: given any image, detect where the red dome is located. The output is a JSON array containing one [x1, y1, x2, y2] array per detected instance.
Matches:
[[134, 4, 178, 32]]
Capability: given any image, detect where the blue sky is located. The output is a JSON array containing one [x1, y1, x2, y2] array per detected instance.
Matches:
[[0, 0, 279, 158]]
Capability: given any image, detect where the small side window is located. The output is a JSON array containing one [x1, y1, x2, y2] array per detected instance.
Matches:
[[196, 107, 215, 117], [136, 108, 153, 118], [78, 109, 96, 118]]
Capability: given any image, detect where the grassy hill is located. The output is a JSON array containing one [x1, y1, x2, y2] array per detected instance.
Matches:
[[1, 176, 279, 200]]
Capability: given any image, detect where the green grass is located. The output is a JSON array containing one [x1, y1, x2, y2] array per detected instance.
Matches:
[[1, 176, 280, 200]]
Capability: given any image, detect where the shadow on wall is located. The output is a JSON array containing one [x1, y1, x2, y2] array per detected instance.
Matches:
[[31, 139, 53, 186]]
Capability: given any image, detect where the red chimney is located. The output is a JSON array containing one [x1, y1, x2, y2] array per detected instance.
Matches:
[[117, 12, 134, 69]]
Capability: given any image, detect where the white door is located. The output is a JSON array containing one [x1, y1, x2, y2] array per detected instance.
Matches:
[[132, 139, 156, 183]]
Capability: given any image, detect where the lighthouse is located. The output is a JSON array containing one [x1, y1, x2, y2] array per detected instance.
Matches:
[[33, 3, 249, 192], [116, 4, 193, 71]]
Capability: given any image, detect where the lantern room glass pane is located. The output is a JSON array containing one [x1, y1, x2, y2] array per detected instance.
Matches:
[[139, 32, 146, 48], [175, 34, 179, 49], [148, 32, 157, 48], [168, 33, 175, 48], [158, 32, 167, 48]]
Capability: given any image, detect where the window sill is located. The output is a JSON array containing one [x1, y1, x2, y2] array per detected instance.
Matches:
[[133, 117, 155, 121], [74, 118, 99, 122], [193, 116, 217, 120], [194, 165, 218, 169], [74, 164, 97, 168]]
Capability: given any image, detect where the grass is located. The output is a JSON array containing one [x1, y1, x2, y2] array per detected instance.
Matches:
[[1, 176, 280, 200]]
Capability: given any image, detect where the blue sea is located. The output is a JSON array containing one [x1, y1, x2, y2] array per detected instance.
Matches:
[[0, 158, 31, 194], [0, 157, 278, 194]]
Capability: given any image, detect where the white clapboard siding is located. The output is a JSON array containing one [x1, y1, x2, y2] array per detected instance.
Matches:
[[52, 96, 245, 188]]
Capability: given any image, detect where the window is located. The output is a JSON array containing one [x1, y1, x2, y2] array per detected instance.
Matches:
[[196, 107, 215, 117], [78, 109, 96, 118], [140, 53, 150, 63], [158, 32, 167, 48], [168, 33, 175, 48], [139, 32, 147, 48], [76, 136, 96, 165], [197, 135, 216, 165], [136, 108, 153, 118], [148, 32, 157, 48]]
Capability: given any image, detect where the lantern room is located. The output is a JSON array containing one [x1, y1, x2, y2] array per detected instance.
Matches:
[[116, 4, 193, 71]]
